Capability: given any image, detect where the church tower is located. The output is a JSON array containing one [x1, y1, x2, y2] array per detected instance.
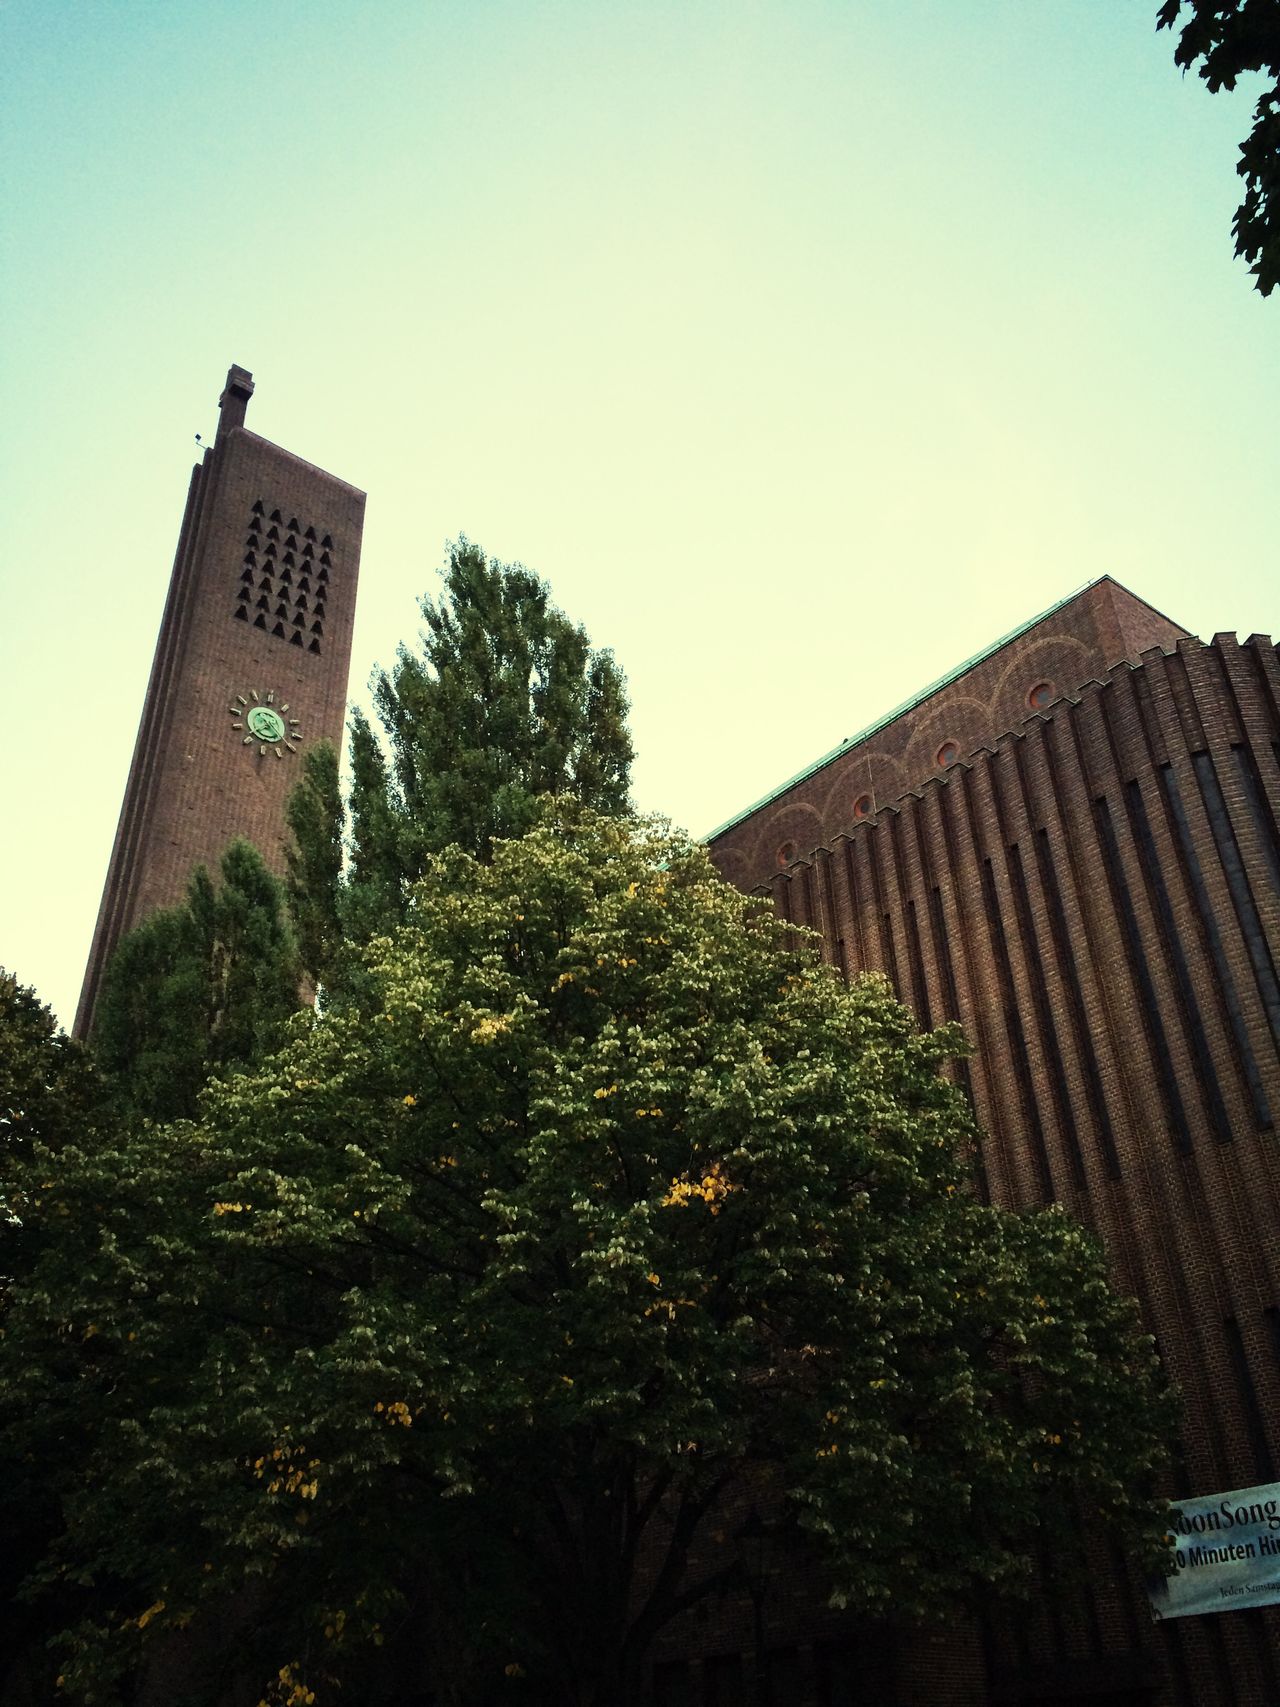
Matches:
[[75, 365, 365, 1038]]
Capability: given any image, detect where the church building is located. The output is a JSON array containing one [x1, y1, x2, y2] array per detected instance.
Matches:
[[691, 577, 1280, 1707], [73, 368, 1280, 1704]]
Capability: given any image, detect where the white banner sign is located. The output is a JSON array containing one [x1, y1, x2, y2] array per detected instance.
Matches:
[[1148, 1480, 1280, 1620]]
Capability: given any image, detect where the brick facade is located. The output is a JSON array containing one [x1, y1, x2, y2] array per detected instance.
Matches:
[[700, 592, 1280, 1706], [710, 577, 1187, 898], [75, 367, 365, 1038]]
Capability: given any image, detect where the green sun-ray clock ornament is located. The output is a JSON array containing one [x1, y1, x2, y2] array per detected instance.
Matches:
[[228, 689, 302, 759]]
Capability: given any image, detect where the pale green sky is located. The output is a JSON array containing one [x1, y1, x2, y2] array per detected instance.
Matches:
[[1, 0, 1276, 1029]]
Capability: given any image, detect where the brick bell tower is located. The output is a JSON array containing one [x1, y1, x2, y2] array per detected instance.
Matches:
[[75, 365, 365, 1038]]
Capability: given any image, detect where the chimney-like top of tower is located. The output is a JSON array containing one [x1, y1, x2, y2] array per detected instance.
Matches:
[[216, 364, 255, 438]]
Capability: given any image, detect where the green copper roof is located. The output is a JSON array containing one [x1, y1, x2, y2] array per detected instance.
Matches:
[[704, 575, 1112, 843]]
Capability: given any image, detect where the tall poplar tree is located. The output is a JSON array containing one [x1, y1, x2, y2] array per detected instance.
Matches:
[[287, 539, 634, 990]]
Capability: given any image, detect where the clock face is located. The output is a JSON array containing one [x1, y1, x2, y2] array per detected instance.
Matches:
[[246, 705, 286, 743], [229, 691, 301, 758]]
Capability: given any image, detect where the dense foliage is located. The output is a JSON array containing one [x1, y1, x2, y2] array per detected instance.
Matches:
[[0, 974, 106, 1706], [286, 540, 633, 991], [2, 812, 1171, 1707], [93, 841, 302, 1122], [1, 970, 99, 1268], [1159, 0, 1280, 294]]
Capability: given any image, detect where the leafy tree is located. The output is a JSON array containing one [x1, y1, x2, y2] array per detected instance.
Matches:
[[1, 970, 98, 1269], [284, 740, 346, 990], [0, 973, 106, 1707], [286, 539, 633, 989], [2, 812, 1171, 1707], [93, 840, 302, 1121], [1159, 0, 1280, 294]]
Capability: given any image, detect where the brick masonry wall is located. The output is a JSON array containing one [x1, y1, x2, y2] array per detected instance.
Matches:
[[711, 578, 1187, 899], [697, 626, 1280, 1707], [75, 381, 365, 1037]]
